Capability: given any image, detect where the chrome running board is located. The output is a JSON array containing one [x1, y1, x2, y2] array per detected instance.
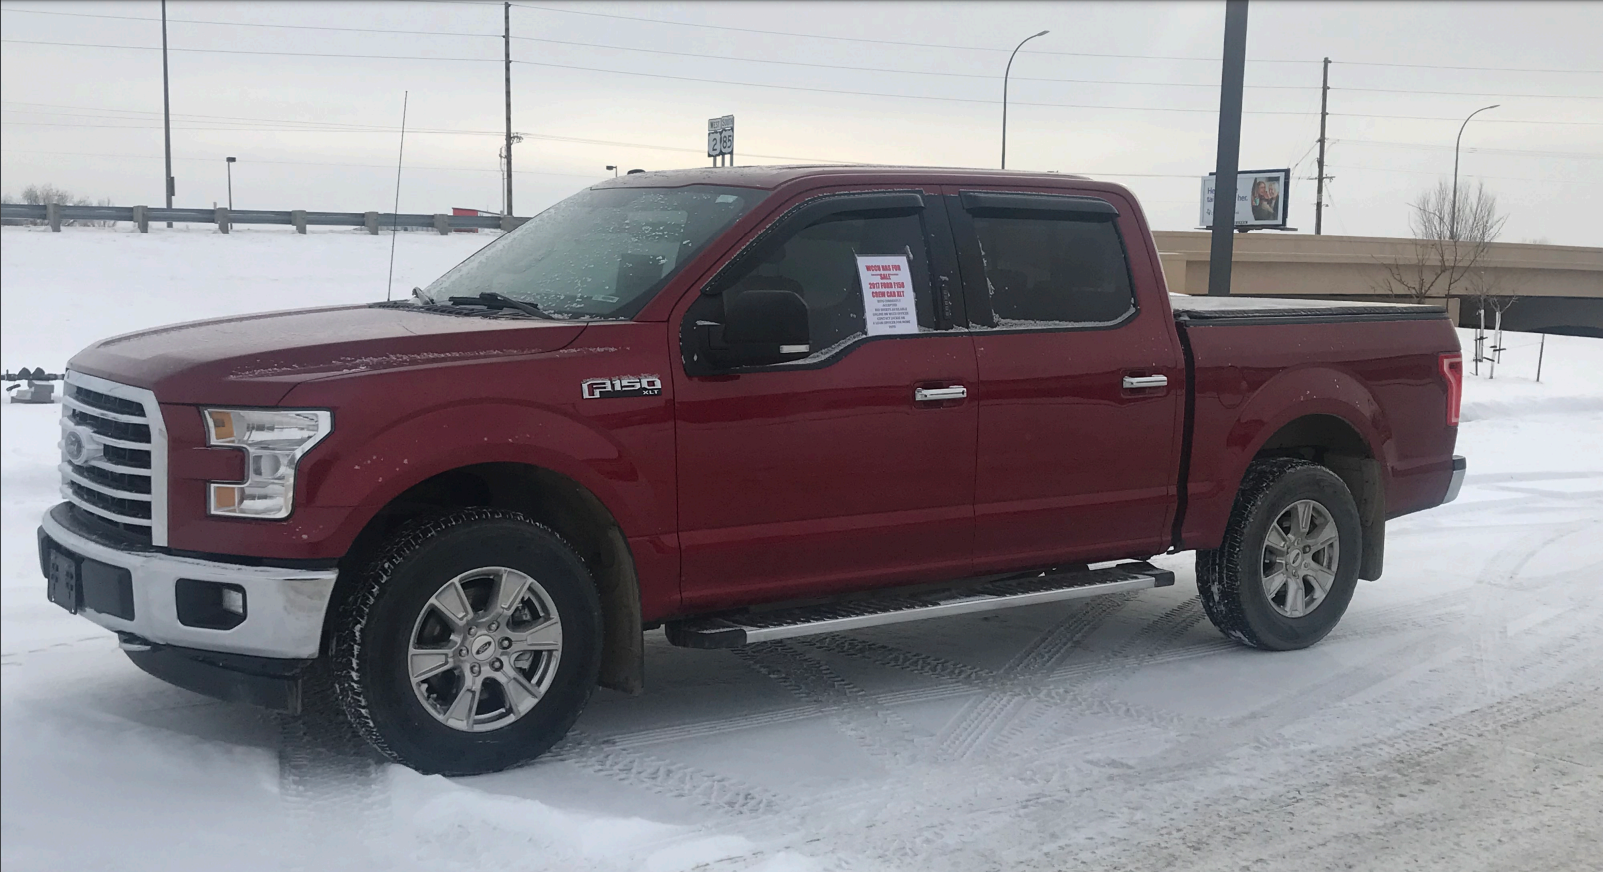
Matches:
[[664, 561, 1174, 649]]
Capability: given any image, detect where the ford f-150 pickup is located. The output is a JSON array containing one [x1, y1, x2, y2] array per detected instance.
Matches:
[[38, 166, 1466, 775]]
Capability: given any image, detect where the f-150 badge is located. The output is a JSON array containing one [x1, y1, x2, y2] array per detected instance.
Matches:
[[582, 375, 663, 399]]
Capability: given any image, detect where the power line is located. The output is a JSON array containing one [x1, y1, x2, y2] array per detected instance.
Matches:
[[509, 2, 1603, 74], [509, 2, 1307, 63], [0, 6, 1276, 90], [9, 2, 1601, 78], [1332, 138, 1603, 160], [1323, 163, 1587, 183], [1331, 59, 1603, 75], [0, 104, 860, 163], [0, 6, 500, 38], [11, 5, 1600, 100], [1334, 86, 1602, 101], [0, 147, 604, 178], [0, 37, 497, 63], [7, 38, 1597, 125]]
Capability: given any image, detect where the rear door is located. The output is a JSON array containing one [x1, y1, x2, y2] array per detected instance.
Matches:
[[672, 187, 978, 609], [946, 187, 1183, 571]]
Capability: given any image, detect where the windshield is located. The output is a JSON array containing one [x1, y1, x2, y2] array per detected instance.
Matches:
[[422, 184, 766, 320]]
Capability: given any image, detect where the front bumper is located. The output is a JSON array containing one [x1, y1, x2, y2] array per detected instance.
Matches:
[[38, 504, 338, 659], [1443, 455, 1468, 504]]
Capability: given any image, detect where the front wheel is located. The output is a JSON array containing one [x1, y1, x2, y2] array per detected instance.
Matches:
[[332, 509, 602, 775], [1197, 458, 1362, 651]]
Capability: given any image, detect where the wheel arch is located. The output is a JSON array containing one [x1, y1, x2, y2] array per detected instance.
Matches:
[[328, 461, 645, 695], [1249, 412, 1387, 580]]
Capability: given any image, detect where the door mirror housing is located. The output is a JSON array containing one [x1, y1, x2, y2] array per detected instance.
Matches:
[[703, 289, 811, 368]]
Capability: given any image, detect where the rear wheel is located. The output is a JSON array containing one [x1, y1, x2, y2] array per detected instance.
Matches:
[[1197, 458, 1361, 650], [332, 508, 602, 775]]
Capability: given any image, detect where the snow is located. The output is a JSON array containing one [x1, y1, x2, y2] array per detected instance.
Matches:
[[4, 226, 1601, 871]]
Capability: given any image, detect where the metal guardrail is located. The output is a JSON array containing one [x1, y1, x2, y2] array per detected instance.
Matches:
[[0, 203, 527, 235]]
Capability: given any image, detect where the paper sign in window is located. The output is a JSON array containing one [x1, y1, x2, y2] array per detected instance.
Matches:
[[855, 255, 918, 336]]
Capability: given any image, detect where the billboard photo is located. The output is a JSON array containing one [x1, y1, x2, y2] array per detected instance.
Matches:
[[1199, 168, 1289, 229]]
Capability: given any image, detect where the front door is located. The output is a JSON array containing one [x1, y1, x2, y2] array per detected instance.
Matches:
[[672, 188, 977, 610], [946, 188, 1184, 572]]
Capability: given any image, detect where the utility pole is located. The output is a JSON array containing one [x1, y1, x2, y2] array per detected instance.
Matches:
[[161, 0, 174, 227], [504, 1, 514, 218], [1207, 0, 1249, 296], [1315, 56, 1329, 235]]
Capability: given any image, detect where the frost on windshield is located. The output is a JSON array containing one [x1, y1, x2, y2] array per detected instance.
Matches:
[[423, 186, 762, 321]]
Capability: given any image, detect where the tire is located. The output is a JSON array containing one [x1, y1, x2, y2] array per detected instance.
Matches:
[[332, 508, 602, 775], [1197, 458, 1362, 651]]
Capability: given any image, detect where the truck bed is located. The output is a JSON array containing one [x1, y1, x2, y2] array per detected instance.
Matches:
[[1170, 294, 1446, 326]]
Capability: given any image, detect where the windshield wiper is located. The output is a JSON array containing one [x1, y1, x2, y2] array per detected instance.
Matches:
[[446, 291, 555, 319]]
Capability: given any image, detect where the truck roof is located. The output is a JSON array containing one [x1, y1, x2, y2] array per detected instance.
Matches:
[[592, 165, 1098, 192]]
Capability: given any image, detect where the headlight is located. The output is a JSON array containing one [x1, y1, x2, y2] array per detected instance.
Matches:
[[204, 408, 332, 519]]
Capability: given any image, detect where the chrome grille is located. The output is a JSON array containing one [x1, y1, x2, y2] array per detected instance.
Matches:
[[59, 372, 169, 546]]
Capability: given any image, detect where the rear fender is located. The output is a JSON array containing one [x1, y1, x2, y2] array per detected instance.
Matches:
[[1186, 365, 1391, 550]]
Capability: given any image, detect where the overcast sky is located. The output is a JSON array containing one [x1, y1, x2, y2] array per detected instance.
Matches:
[[2, 1, 1599, 244]]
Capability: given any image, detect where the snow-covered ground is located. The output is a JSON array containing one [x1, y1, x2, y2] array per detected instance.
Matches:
[[3, 226, 1600, 872]]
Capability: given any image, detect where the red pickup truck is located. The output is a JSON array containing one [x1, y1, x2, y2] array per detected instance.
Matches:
[[39, 166, 1465, 775]]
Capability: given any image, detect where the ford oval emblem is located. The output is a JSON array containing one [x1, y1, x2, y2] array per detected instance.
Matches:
[[62, 425, 104, 465]]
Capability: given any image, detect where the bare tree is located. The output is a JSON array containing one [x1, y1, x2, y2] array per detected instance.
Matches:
[[1375, 179, 1507, 305], [12, 185, 116, 227]]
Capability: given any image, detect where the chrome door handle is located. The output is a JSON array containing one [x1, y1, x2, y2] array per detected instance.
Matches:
[[915, 386, 968, 402], [1122, 375, 1169, 390]]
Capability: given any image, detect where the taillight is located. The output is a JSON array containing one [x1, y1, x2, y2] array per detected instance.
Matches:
[[1439, 352, 1463, 426]]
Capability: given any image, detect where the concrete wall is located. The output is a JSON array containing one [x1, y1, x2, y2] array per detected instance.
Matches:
[[1153, 231, 1603, 335]]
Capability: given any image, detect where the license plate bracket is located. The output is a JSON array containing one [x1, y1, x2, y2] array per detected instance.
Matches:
[[46, 547, 81, 614]]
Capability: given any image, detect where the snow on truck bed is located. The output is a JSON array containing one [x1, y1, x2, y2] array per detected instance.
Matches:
[[4, 227, 1602, 872]]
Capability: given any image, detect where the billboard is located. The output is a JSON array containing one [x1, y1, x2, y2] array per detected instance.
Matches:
[[1199, 168, 1289, 229]]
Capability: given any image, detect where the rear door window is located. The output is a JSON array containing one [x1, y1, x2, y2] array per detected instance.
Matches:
[[967, 211, 1135, 327]]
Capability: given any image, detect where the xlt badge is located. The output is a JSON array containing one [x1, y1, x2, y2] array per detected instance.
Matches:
[[582, 375, 663, 399]]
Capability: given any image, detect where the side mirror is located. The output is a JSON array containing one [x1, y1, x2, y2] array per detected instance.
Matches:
[[703, 290, 810, 368]]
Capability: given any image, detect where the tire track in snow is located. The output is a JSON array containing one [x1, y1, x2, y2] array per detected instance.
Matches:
[[932, 594, 1133, 762], [554, 735, 786, 817], [1046, 676, 1603, 872], [275, 670, 387, 870], [732, 640, 929, 764], [1470, 520, 1596, 704], [985, 598, 1207, 757], [566, 590, 1470, 758]]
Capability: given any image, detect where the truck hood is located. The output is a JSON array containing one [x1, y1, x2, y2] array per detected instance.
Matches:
[[69, 304, 588, 406]]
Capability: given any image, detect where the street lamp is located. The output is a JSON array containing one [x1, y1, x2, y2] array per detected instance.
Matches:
[[1451, 104, 1498, 240], [225, 156, 236, 211], [1001, 29, 1049, 170], [605, 165, 618, 177]]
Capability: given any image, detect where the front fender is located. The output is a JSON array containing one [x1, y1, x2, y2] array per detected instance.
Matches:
[[304, 398, 666, 536]]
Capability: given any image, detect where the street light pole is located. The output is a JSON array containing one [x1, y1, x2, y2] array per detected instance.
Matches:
[[225, 157, 236, 211], [1001, 30, 1049, 170], [606, 165, 618, 177], [161, 0, 174, 227], [1451, 104, 1499, 241]]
